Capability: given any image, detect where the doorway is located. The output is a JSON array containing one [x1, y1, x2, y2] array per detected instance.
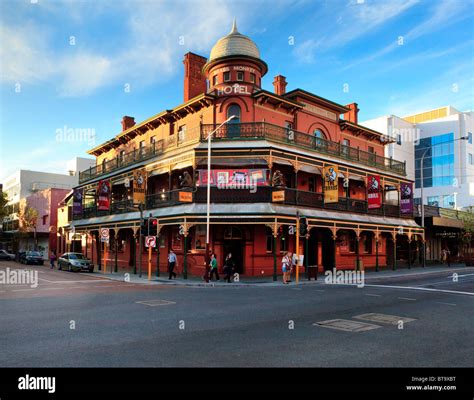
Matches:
[[223, 227, 244, 274]]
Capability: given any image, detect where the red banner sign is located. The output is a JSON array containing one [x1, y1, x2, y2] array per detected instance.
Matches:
[[367, 175, 382, 209], [97, 180, 111, 211]]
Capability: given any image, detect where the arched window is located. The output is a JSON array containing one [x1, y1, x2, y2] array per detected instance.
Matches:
[[227, 104, 241, 138], [313, 129, 327, 150], [313, 129, 326, 139], [227, 104, 241, 123]]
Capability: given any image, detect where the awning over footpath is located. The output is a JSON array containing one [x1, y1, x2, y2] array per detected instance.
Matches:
[[71, 203, 420, 229]]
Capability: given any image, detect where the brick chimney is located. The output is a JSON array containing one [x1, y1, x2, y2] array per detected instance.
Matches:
[[121, 116, 135, 131], [183, 52, 207, 102], [273, 75, 287, 96], [344, 103, 359, 124]]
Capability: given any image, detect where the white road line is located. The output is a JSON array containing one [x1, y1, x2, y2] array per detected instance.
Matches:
[[365, 293, 381, 297], [39, 287, 65, 291], [11, 289, 35, 292], [398, 297, 416, 301], [436, 302, 457, 306], [363, 283, 474, 297]]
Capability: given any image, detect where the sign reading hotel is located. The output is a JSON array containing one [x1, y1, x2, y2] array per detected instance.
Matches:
[[133, 169, 147, 204], [367, 175, 382, 209], [216, 83, 251, 96], [323, 165, 339, 203], [400, 182, 413, 214], [97, 180, 111, 211]]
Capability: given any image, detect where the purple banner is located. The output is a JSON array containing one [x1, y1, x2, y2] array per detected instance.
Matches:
[[72, 188, 83, 216], [400, 183, 413, 214]]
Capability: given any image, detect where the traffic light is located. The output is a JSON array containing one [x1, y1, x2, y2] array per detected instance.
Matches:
[[299, 217, 308, 237], [140, 219, 148, 236], [148, 218, 158, 236]]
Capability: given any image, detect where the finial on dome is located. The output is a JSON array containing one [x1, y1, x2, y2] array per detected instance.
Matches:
[[230, 18, 239, 34]]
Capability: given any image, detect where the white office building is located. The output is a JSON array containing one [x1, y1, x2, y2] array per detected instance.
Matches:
[[362, 106, 474, 210]]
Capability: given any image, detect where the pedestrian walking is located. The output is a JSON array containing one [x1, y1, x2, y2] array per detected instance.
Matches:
[[446, 248, 451, 267], [50, 251, 56, 269], [209, 253, 220, 281], [223, 253, 235, 283], [168, 249, 177, 279], [282, 252, 291, 284]]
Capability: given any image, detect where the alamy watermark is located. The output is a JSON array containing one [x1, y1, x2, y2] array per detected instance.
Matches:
[[55, 125, 96, 146], [324, 268, 365, 288], [0, 268, 38, 288]]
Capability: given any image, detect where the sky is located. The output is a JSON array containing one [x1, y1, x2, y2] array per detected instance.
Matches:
[[1, 0, 473, 182]]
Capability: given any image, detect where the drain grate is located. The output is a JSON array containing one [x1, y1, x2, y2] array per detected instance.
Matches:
[[135, 299, 176, 307], [353, 313, 416, 325], [313, 319, 381, 332]]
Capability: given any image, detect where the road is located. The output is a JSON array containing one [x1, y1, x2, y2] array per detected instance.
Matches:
[[0, 260, 473, 367]]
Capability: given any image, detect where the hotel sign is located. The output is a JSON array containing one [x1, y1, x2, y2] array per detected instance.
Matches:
[[133, 169, 147, 204], [217, 83, 251, 96]]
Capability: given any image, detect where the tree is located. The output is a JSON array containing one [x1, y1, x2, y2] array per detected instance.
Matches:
[[18, 203, 39, 251], [0, 191, 8, 221]]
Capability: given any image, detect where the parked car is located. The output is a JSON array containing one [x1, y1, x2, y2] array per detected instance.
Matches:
[[58, 253, 94, 273], [0, 250, 15, 261], [20, 251, 44, 265]]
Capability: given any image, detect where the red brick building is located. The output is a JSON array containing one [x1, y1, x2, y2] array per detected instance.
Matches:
[[66, 21, 423, 278]]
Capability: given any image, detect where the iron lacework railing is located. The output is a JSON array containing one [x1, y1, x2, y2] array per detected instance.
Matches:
[[73, 186, 412, 220], [200, 122, 406, 176]]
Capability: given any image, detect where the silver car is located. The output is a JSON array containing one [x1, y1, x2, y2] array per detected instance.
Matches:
[[58, 252, 94, 272]]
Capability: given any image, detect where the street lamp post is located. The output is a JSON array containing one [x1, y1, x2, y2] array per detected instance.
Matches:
[[204, 115, 237, 282], [419, 136, 468, 267]]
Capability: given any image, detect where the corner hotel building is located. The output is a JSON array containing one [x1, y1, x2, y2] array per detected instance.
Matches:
[[62, 22, 424, 278]]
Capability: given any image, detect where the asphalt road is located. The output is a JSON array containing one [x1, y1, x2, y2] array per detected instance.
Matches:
[[1, 260, 473, 367]]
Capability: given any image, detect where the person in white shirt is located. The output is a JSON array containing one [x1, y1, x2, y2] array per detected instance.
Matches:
[[168, 249, 178, 279]]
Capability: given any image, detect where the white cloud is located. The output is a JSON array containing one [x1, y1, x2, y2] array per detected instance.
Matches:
[[341, 0, 473, 70]]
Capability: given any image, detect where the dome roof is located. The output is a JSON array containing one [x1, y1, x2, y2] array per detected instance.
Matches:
[[209, 20, 260, 61]]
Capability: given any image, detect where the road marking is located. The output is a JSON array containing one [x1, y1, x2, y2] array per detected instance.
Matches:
[[11, 289, 35, 292], [313, 289, 325, 292], [365, 293, 381, 297], [313, 319, 381, 332], [436, 302, 457, 306], [136, 299, 176, 307], [363, 284, 474, 297], [39, 287, 64, 290], [398, 297, 416, 301], [353, 313, 416, 325], [291, 288, 302, 290]]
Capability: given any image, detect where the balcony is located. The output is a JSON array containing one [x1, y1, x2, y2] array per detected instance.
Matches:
[[201, 122, 406, 176], [79, 140, 165, 183], [72, 186, 412, 220]]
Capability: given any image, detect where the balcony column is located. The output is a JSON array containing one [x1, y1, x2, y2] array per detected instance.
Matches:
[[182, 224, 189, 280], [332, 232, 337, 271], [133, 227, 139, 275], [408, 234, 412, 269], [375, 232, 380, 272], [355, 232, 361, 271], [305, 232, 311, 280], [392, 232, 397, 271], [113, 228, 118, 273], [156, 226, 162, 278], [271, 222, 278, 282], [96, 232, 102, 271]]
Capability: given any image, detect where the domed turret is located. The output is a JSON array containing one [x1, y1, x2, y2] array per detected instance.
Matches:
[[209, 19, 261, 61], [203, 20, 268, 79]]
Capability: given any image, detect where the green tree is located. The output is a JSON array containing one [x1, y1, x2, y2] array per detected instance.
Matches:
[[19, 204, 39, 251]]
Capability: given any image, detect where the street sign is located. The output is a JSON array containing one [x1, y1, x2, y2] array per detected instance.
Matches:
[[100, 228, 109, 242], [272, 190, 285, 202], [179, 191, 193, 202], [145, 236, 156, 248]]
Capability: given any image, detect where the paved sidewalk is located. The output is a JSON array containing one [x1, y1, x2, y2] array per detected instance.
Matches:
[[91, 263, 470, 287]]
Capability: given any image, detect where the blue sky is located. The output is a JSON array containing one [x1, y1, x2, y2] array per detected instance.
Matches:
[[1, 0, 473, 181]]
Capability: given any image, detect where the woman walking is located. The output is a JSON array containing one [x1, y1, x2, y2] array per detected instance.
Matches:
[[223, 253, 235, 283], [282, 252, 291, 284]]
